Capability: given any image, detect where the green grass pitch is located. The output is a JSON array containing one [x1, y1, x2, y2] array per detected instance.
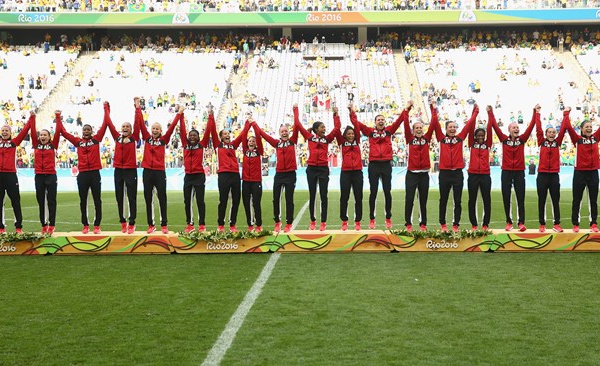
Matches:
[[2, 190, 600, 365]]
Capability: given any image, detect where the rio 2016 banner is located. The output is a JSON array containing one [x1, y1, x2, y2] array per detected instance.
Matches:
[[3, 9, 600, 27]]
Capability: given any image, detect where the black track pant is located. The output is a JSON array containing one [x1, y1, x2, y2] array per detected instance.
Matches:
[[217, 172, 241, 226], [273, 171, 296, 224], [242, 181, 262, 226], [35, 174, 57, 227], [114, 168, 137, 225], [405, 171, 429, 226], [183, 173, 206, 226], [0, 172, 22, 229], [368, 161, 392, 220], [439, 169, 463, 226], [143, 169, 167, 227], [537, 172, 560, 225], [572, 170, 599, 226], [340, 170, 363, 222], [77, 170, 102, 227], [467, 173, 491, 227], [501, 170, 525, 225], [307, 166, 329, 222]]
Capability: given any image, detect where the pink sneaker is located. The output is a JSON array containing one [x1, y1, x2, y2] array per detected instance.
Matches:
[[539, 225, 546, 233], [127, 225, 135, 234], [354, 222, 361, 231], [82, 225, 90, 234], [441, 224, 448, 232], [217, 225, 225, 232], [518, 223, 527, 232], [184, 224, 195, 233], [341, 221, 348, 231], [385, 218, 392, 229], [552, 224, 563, 233], [198, 225, 206, 232], [369, 219, 376, 229], [247, 225, 254, 232], [309, 221, 316, 230], [255, 226, 262, 232], [471, 225, 478, 232], [284, 224, 293, 233], [15, 228, 23, 234], [420, 224, 427, 232], [452, 225, 459, 233], [121, 222, 127, 233], [573, 225, 580, 233], [47, 226, 55, 235], [405, 224, 413, 232], [274, 222, 281, 232], [41, 226, 48, 234], [161, 226, 168, 234], [319, 222, 326, 231], [505, 223, 513, 231], [147, 226, 156, 234], [591, 224, 599, 233], [229, 225, 238, 233]]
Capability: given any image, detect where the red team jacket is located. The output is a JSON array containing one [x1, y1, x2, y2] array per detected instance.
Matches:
[[32, 113, 61, 175], [59, 107, 108, 172], [255, 112, 299, 173], [405, 104, 436, 172], [434, 105, 478, 171], [295, 108, 339, 167], [138, 113, 179, 171], [466, 110, 493, 175], [565, 114, 600, 171], [351, 109, 407, 162], [0, 115, 31, 173], [107, 107, 140, 170], [536, 110, 567, 174], [335, 111, 363, 172], [210, 119, 251, 174], [180, 112, 213, 175], [241, 123, 263, 182], [491, 109, 535, 171]]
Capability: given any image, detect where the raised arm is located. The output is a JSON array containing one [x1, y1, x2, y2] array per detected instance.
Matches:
[[325, 107, 341, 143], [12, 114, 32, 146], [254, 122, 278, 147], [424, 103, 438, 141], [485, 108, 493, 148], [535, 104, 544, 145], [556, 108, 569, 145], [179, 113, 188, 148], [30, 111, 38, 146], [92, 102, 110, 141], [489, 108, 508, 142], [432, 104, 445, 142], [519, 107, 537, 142], [293, 105, 311, 140], [349, 104, 373, 137], [403, 106, 414, 141], [458, 104, 479, 141], [290, 105, 300, 144], [51, 112, 61, 148], [136, 98, 150, 141], [106, 104, 119, 140], [233, 119, 251, 148], [201, 112, 214, 147], [564, 113, 579, 144], [254, 123, 264, 155], [209, 108, 220, 148], [385, 101, 412, 134], [162, 108, 181, 143]]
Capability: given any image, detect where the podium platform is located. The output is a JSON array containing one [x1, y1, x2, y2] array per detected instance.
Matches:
[[1, 230, 600, 255]]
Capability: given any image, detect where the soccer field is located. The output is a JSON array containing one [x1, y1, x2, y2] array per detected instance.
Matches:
[[6, 190, 592, 232], [2, 254, 600, 365], [3, 190, 600, 365]]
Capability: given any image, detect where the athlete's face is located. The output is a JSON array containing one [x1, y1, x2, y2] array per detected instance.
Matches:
[[82, 125, 93, 139], [151, 123, 162, 138], [509, 123, 520, 138], [39, 130, 51, 144], [445, 122, 457, 137], [545, 127, 556, 141], [248, 136, 256, 149], [581, 122, 593, 137], [345, 129, 355, 142], [121, 122, 132, 137], [279, 125, 289, 141], [1, 126, 10, 139], [316, 124, 326, 137], [475, 130, 486, 144], [220, 130, 231, 143], [412, 123, 424, 138], [375, 115, 386, 131], [188, 130, 199, 144]]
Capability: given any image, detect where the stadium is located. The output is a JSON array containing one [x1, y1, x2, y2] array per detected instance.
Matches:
[[2, 2, 600, 365]]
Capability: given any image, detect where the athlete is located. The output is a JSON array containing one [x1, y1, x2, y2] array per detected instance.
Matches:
[[466, 106, 494, 231], [106, 98, 140, 234], [490, 105, 536, 231], [31, 111, 61, 234], [210, 116, 251, 232], [0, 113, 31, 233], [179, 106, 214, 233], [403, 102, 437, 232], [295, 107, 339, 231], [59, 103, 108, 234], [535, 106, 568, 232], [253, 106, 300, 233], [564, 113, 600, 232], [351, 101, 413, 229], [138, 104, 180, 234], [242, 117, 264, 232], [433, 103, 479, 232], [336, 105, 364, 231]]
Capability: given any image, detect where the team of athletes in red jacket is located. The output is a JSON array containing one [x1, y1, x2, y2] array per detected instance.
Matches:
[[0, 98, 598, 235]]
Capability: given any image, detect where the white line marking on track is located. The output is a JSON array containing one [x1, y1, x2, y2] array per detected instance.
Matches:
[[201, 200, 309, 366]]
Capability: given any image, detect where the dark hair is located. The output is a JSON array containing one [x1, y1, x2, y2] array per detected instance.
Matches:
[[342, 126, 355, 139], [474, 128, 486, 136], [219, 129, 228, 139], [581, 120, 592, 129], [544, 126, 556, 133], [82, 124, 93, 130], [307, 121, 324, 134], [445, 120, 457, 128], [188, 129, 199, 137]]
